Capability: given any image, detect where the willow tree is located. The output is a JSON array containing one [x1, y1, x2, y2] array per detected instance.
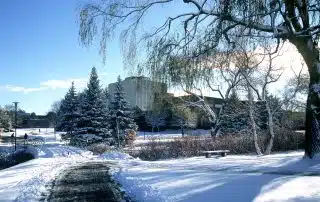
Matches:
[[79, 0, 320, 158]]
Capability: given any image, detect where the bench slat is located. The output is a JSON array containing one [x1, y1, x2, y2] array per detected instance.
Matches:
[[201, 150, 230, 154]]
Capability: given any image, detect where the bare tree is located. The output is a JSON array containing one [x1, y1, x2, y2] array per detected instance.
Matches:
[[47, 100, 63, 132], [171, 105, 197, 137], [238, 42, 283, 155], [231, 42, 265, 155], [165, 50, 243, 137], [79, 0, 320, 158], [145, 112, 167, 132], [284, 64, 309, 112]]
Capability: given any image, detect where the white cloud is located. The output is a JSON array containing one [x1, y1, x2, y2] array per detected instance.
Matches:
[[5, 85, 47, 93], [41, 78, 87, 90], [4, 78, 88, 94], [99, 72, 108, 76]]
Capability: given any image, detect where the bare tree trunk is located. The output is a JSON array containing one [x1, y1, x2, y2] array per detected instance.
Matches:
[[264, 100, 275, 155], [291, 37, 320, 158], [211, 106, 224, 137], [248, 85, 262, 155]]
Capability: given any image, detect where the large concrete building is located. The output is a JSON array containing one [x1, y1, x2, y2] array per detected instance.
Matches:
[[108, 76, 167, 111]]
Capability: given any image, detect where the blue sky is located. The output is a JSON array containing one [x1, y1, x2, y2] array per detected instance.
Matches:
[[0, 1, 301, 115], [0, 0, 188, 115], [0, 0, 126, 114]]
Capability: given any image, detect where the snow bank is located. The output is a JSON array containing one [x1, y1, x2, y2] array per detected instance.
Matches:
[[113, 170, 170, 202], [14, 158, 72, 202]]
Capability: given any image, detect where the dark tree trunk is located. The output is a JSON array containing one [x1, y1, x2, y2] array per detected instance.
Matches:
[[290, 37, 320, 158], [181, 126, 184, 137]]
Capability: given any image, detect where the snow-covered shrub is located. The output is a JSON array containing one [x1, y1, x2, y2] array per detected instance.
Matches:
[[10, 149, 35, 164], [137, 138, 169, 160], [271, 128, 304, 151], [69, 134, 104, 147], [60, 132, 71, 140], [125, 129, 136, 146], [0, 152, 12, 169], [0, 147, 36, 169], [87, 143, 113, 154], [132, 130, 305, 160]]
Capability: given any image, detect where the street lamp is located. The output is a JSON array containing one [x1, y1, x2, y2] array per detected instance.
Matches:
[[13, 102, 19, 151]]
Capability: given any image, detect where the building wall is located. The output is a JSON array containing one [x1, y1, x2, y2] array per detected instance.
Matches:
[[108, 77, 167, 111]]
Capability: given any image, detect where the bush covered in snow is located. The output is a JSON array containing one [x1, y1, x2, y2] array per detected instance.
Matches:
[[125, 129, 136, 146], [10, 150, 35, 164], [0, 152, 12, 169], [0, 147, 37, 169], [69, 134, 104, 147], [87, 143, 114, 154]]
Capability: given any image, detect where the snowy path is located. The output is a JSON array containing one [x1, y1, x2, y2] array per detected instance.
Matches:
[[44, 161, 119, 202]]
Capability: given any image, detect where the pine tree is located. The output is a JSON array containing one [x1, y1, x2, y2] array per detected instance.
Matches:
[[58, 82, 80, 135], [132, 106, 148, 131], [103, 87, 111, 109], [76, 67, 111, 143], [109, 76, 137, 146], [220, 91, 249, 135]]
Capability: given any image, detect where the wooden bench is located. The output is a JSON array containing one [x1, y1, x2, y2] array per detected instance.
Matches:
[[201, 150, 230, 158], [27, 137, 45, 146]]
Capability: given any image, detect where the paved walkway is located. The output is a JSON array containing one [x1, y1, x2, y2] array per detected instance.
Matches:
[[43, 161, 125, 202]]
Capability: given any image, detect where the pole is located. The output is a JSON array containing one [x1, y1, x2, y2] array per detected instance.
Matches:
[[13, 102, 19, 151]]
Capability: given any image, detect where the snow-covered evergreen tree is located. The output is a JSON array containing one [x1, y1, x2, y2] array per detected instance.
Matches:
[[103, 87, 111, 109], [219, 91, 249, 135], [109, 76, 137, 146], [76, 67, 111, 144], [58, 82, 80, 135]]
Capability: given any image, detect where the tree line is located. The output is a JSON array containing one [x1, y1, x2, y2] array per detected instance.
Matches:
[[0, 106, 49, 131]]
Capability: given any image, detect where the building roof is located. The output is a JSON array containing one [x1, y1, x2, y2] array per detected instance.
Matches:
[[172, 94, 224, 105]]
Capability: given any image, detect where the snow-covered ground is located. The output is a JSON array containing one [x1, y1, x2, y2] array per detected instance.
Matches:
[[1, 129, 319, 202], [0, 130, 95, 201], [111, 151, 320, 202]]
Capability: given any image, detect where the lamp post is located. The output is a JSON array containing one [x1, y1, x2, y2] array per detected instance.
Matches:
[[13, 102, 19, 151]]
